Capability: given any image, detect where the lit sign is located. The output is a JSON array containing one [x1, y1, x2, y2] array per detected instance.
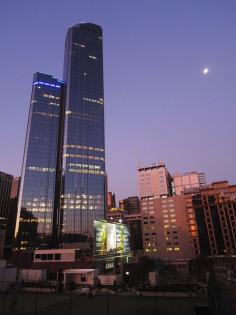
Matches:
[[94, 220, 130, 258], [33, 81, 61, 88]]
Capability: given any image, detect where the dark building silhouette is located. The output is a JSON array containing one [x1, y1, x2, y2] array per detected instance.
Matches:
[[119, 196, 140, 214], [5, 177, 20, 255], [0, 171, 13, 258], [107, 192, 116, 210], [0, 171, 13, 231], [125, 213, 143, 252]]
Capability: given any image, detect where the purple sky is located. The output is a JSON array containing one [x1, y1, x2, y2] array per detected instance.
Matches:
[[1, 1, 236, 201]]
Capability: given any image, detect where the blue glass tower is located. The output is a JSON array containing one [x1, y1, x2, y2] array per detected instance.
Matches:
[[61, 23, 106, 239], [16, 73, 64, 248], [16, 23, 106, 248]]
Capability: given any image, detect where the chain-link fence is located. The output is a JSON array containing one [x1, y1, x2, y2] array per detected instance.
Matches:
[[0, 286, 210, 315]]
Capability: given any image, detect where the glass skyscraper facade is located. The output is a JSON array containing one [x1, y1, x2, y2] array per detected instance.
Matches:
[[16, 73, 64, 248], [16, 23, 106, 248], [61, 23, 106, 238]]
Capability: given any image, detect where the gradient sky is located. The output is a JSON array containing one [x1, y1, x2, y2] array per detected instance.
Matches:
[[1, 0, 236, 201]]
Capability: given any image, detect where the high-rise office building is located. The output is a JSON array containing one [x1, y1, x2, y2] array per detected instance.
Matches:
[[61, 23, 106, 239], [140, 195, 194, 260], [16, 23, 106, 248], [0, 171, 13, 258], [16, 73, 64, 248], [138, 162, 201, 262], [189, 181, 236, 256], [0, 171, 13, 230], [138, 162, 173, 198]]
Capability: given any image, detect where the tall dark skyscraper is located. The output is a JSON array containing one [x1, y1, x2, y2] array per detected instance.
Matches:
[[5, 177, 21, 253], [61, 23, 106, 239], [16, 73, 64, 248], [0, 171, 13, 230], [16, 23, 106, 248]]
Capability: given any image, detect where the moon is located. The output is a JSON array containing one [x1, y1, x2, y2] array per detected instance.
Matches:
[[202, 68, 209, 75]]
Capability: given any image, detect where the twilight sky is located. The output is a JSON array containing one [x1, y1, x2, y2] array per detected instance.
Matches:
[[0, 0, 236, 201]]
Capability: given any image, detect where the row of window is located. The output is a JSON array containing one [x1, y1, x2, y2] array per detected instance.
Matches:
[[167, 247, 180, 251], [28, 166, 55, 173], [20, 218, 51, 223], [68, 163, 101, 170], [65, 144, 104, 152], [83, 97, 103, 105], [68, 168, 105, 175], [64, 153, 105, 161], [61, 205, 101, 210], [42, 94, 60, 100], [35, 253, 61, 260], [62, 194, 102, 199]]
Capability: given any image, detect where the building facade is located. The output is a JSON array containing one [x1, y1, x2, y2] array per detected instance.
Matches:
[[119, 196, 140, 214], [0, 171, 13, 230], [16, 72, 64, 248], [5, 177, 21, 252], [141, 195, 194, 260], [125, 213, 143, 253], [138, 162, 172, 198], [138, 162, 202, 261], [15, 23, 106, 248], [61, 23, 106, 239], [173, 172, 206, 195], [106, 207, 127, 223], [190, 181, 236, 256], [107, 192, 116, 210], [0, 171, 13, 257], [138, 161, 236, 260]]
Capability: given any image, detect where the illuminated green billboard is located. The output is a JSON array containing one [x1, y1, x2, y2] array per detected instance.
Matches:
[[94, 220, 130, 258]]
